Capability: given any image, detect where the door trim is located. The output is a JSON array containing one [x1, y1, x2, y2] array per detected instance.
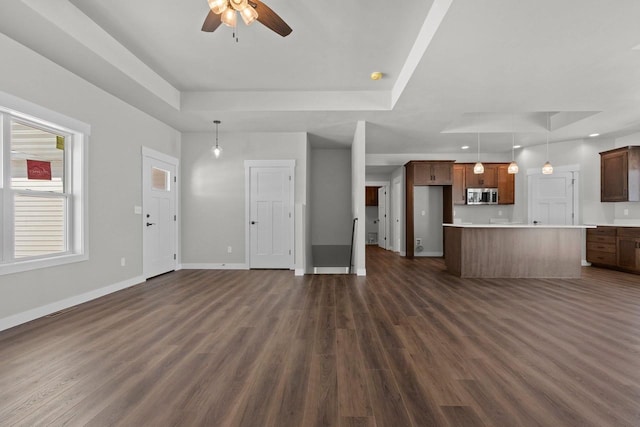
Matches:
[[244, 160, 295, 269], [142, 147, 180, 277], [366, 180, 390, 251]]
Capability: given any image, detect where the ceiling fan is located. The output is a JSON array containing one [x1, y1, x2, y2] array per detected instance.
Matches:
[[202, 0, 292, 37]]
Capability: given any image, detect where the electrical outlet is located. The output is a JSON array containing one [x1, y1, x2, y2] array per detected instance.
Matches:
[[120, 257, 126, 267], [416, 238, 422, 246], [227, 246, 232, 253]]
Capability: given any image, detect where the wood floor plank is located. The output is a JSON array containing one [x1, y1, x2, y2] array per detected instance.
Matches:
[[336, 328, 372, 417], [1, 248, 640, 426]]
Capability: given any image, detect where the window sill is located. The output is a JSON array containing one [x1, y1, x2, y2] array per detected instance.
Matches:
[[0, 253, 88, 276]]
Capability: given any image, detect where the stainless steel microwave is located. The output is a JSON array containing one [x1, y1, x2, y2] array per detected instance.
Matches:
[[467, 188, 498, 204]]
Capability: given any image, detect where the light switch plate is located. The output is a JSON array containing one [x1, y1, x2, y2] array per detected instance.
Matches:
[[134, 205, 142, 215]]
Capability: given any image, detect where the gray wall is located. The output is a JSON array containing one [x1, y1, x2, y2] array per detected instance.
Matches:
[[0, 34, 180, 322], [413, 186, 444, 256], [180, 132, 308, 266], [310, 148, 352, 245]]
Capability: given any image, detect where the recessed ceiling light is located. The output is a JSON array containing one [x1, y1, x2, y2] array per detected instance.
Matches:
[[589, 133, 600, 137], [370, 72, 383, 80], [513, 145, 521, 149], [461, 145, 469, 150]]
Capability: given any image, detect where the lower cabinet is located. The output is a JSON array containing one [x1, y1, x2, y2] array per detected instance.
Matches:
[[617, 228, 640, 271], [587, 226, 640, 274]]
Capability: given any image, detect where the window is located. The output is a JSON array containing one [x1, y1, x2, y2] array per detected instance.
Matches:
[[1, 93, 89, 275]]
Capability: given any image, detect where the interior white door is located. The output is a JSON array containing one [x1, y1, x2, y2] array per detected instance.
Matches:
[[393, 178, 402, 252], [143, 152, 177, 278], [249, 166, 293, 268], [529, 171, 575, 225], [378, 186, 387, 249]]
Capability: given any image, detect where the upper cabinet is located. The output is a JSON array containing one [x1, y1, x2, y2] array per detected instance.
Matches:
[[455, 163, 514, 205], [453, 164, 466, 205], [464, 164, 498, 188], [497, 165, 515, 205], [365, 186, 379, 206], [406, 161, 454, 186], [600, 146, 640, 202]]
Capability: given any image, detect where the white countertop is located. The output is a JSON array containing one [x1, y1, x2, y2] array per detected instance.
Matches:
[[444, 223, 595, 229], [586, 223, 640, 227]]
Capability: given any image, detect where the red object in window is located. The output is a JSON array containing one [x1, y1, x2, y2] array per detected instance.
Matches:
[[26, 160, 52, 180]]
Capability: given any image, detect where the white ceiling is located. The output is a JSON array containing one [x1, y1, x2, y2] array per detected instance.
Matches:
[[3, 0, 640, 161]]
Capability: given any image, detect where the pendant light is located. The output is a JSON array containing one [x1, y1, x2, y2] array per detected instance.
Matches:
[[542, 112, 553, 174], [473, 133, 484, 174], [212, 120, 222, 158], [508, 133, 519, 174]]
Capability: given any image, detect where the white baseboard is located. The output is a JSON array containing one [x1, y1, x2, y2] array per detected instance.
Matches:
[[0, 275, 145, 333], [180, 263, 249, 270], [582, 260, 591, 266], [295, 268, 305, 276], [400, 251, 406, 257], [357, 268, 366, 276], [415, 251, 444, 257]]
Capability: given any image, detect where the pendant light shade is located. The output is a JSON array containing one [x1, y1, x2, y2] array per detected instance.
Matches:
[[474, 133, 484, 174], [212, 120, 223, 159], [508, 161, 519, 174], [508, 133, 519, 174], [542, 112, 553, 174]]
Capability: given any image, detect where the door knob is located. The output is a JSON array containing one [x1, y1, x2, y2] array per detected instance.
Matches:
[[251, 221, 258, 225], [146, 222, 155, 227]]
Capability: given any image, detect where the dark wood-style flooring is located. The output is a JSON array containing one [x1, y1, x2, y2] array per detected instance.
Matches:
[[1, 247, 639, 426]]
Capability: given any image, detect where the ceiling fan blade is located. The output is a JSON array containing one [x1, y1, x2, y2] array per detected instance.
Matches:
[[250, 0, 292, 37], [202, 10, 222, 32]]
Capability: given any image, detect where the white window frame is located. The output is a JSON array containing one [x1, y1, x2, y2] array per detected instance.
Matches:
[[0, 91, 89, 276]]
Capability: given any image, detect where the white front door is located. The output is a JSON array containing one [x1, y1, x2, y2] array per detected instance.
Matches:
[[378, 186, 387, 249], [248, 164, 293, 269], [143, 149, 178, 278], [529, 170, 577, 225]]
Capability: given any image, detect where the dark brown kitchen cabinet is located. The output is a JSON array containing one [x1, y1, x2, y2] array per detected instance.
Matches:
[[365, 186, 379, 206], [407, 161, 453, 186], [404, 160, 454, 258], [617, 228, 640, 271], [586, 227, 617, 266], [464, 164, 498, 188], [453, 164, 466, 205], [600, 146, 640, 202], [587, 226, 640, 275], [497, 165, 515, 205], [453, 163, 514, 205]]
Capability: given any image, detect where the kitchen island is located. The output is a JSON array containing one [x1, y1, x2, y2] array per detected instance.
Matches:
[[444, 224, 595, 278]]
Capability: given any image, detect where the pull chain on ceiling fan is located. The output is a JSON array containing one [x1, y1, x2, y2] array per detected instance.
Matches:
[[202, 0, 292, 37]]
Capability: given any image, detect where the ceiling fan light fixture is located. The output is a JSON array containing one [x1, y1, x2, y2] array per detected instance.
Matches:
[[208, 0, 228, 14], [240, 5, 258, 25], [221, 8, 237, 27], [230, 0, 248, 11]]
